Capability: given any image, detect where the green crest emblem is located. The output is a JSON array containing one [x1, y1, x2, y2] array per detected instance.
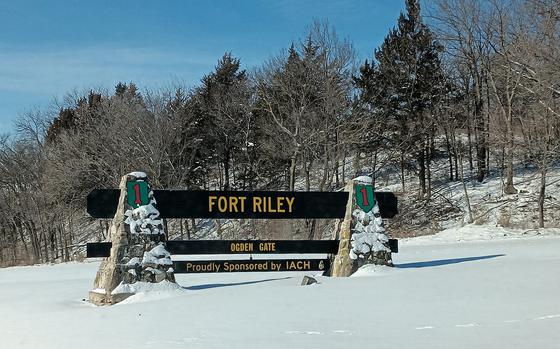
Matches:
[[126, 180, 150, 208], [354, 184, 375, 213]]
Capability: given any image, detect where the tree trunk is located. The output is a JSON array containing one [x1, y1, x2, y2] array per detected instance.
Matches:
[[190, 218, 196, 238], [417, 147, 426, 198], [467, 117, 474, 172], [334, 131, 340, 188], [372, 149, 378, 188], [289, 150, 298, 191], [426, 135, 432, 199], [307, 219, 317, 240], [41, 231, 48, 263], [341, 150, 346, 184], [538, 168, 546, 228], [223, 149, 231, 190], [445, 129, 454, 181], [319, 150, 329, 191], [163, 219, 169, 240], [400, 152, 406, 191], [453, 132, 473, 223], [334, 158, 340, 188], [504, 112, 517, 194], [474, 77, 487, 182], [353, 149, 360, 177], [304, 158, 310, 192]]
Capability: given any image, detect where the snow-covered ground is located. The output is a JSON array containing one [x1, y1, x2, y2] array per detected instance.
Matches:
[[376, 162, 560, 235], [1, 230, 559, 349]]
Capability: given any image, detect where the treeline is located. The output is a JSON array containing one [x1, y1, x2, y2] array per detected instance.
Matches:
[[1, 0, 559, 266]]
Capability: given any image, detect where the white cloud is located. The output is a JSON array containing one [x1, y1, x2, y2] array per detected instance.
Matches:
[[0, 46, 218, 95]]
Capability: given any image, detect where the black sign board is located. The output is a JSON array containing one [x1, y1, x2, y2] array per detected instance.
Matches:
[[167, 240, 340, 255], [86, 239, 398, 258], [87, 242, 112, 258], [86, 190, 398, 219], [172, 259, 330, 273]]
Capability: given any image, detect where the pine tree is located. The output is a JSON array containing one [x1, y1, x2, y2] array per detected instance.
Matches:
[[355, 0, 444, 197], [194, 53, 252, 190]]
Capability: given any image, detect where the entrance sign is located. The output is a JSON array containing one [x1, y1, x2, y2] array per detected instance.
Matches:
[[173, 259, 330, 273], [87, 190, 398, 219], [86, 173, 399, 285], [354, 184, 375, 213]]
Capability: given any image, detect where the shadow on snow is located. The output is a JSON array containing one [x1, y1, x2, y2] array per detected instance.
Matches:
[[395, 254, 505, 269], [183, 277, 292, 290]]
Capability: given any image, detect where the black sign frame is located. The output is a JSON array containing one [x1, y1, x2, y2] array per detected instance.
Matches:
[[172, 259, 331, 273], [86, 189, 398, 219], [86, 239, 398, 258]]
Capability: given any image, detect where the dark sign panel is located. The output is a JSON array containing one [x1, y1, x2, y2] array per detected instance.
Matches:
[[87, 189, 398, 219], [87, 242, 112, 258], [173, 259, 331, 273], [86, 239, 398, 258], [167, 240, 340, 255]]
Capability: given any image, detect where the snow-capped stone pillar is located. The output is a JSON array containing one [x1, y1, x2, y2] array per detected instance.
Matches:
[[89, 172, 176, 305], [331, 176, 392, 277]]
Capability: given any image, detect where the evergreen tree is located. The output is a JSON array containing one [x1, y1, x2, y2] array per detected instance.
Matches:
[[355, 0, 444, 197], [193, 53, 253, 190]]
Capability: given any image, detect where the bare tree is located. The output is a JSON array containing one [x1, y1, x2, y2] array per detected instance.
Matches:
[[431, 0, 492, 183]]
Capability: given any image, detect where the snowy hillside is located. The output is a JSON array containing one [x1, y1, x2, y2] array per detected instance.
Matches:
[[375, 163, 560, 238], [1, 229, 559, 349]]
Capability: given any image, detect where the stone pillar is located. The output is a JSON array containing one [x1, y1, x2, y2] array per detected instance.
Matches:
[[89, 172, 176, 305], [331, 181, 356, 277], [331, 176, 392, 277]]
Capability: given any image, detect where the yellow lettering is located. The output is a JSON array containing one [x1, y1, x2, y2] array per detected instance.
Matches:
[[258, 242, 275, 252], [231, 243, 254, 252], [277, 197, 285, 213], [267, 197, 276, 213], [229, 196, 239, 212], [239, 197, 246, 212], [208, 196, 217, 212], [258, 242, 276, 252], [285, 197, 295, 213], [253, 197, 263, 212], [218, 196, 228, 212]]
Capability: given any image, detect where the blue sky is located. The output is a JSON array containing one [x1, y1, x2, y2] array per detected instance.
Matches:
[[0, 0, 405, 133]]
